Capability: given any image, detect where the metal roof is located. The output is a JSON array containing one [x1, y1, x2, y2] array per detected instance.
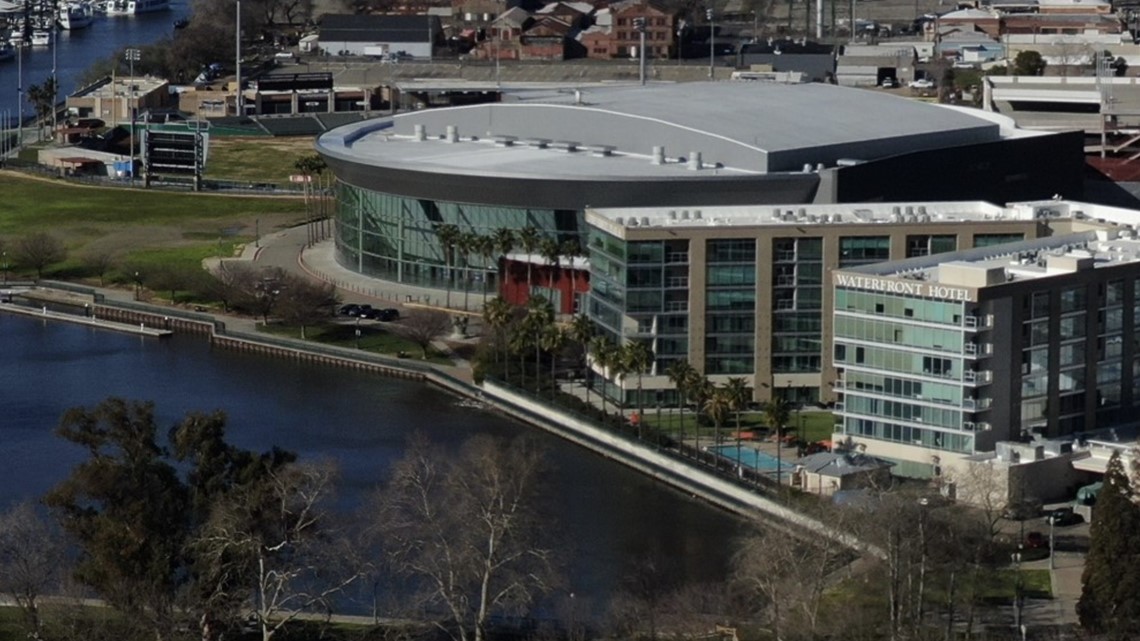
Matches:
[[318, 82, 1001, 177]]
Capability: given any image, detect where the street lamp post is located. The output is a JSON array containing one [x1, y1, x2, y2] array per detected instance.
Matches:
[[1012, 546, 1024, 634], [125, 48, 141, 183], [634, 17, 647, 86], [2, 251, 7, 285], [235, 0, 243, 117], [707, 8, 715, 79], [133, 271, 141, 300]]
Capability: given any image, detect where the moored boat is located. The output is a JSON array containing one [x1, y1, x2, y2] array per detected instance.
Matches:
[[58, 2, 94, 29], [104, 0, 168, 15]]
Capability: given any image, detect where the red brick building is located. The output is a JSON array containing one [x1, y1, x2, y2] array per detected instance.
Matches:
[[500, 256, 590, 315], [607, 0, 677, 59]]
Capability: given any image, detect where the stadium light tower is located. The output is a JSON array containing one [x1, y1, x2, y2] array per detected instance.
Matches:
[[707, 8, 715, 79], [634, 17, 647, 86]]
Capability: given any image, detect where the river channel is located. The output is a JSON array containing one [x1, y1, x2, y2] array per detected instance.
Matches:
[[0, 314, 749, 613]]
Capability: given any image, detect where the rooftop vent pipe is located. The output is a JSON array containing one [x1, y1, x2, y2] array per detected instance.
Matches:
[[414, 124, 426, 141], [687, 151, 702, 170], [652, 146, 665, 165], [445, 125, 458, 143]]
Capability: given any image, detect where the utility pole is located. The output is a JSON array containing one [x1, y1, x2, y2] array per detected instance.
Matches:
[[16, 43, 22, 150], [235, 0, 243, 117], [707, 8, 715, 79], [125, 48, 140, 184], [635, 17, 647, 85]]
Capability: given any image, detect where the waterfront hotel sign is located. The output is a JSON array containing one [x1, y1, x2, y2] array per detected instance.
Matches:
[[834, 274, 975, 302]]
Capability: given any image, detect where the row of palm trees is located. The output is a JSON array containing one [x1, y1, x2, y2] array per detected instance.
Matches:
[[481, 296, 798, 481], [434, 224, 587, 311]]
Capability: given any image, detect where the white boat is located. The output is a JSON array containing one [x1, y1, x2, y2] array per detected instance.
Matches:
[[29, 29, 49, 46], [104, 0, 167, 14], [58, 2, 94, 29]]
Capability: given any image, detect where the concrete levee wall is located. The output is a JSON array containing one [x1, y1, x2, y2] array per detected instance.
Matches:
[[480, 380, 874, 553]]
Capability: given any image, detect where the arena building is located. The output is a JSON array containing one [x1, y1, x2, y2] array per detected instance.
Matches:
[[315, 81, 1083, 300]]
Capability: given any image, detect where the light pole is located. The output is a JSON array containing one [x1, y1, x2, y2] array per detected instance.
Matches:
[[707, 8, 715, 79], [1012, 546, 1024, 634], [16, 42, 22, 150], [235, 0, 243, 117], [51, 27, 57, 139], [125, 48, 141, 182], [133, 271, 141, 301], [2, 251, 7, 285], [634, 17, 647, 86]]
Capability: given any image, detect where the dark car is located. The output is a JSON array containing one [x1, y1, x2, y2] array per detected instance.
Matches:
[[377, 308, 400, 322], [1024, 531, 1046, 549], [356, 304, 375, 317], [1046, 507, 1084, 527], [338, 304, 361, 317]]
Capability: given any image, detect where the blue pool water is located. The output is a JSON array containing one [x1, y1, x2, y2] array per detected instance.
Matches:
[[710, 445, 785, 471]]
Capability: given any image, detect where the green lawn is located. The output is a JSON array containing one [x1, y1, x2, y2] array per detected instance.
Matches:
[[261, 321, 455, 365], [0, 173, 307, 281], [640, 410, 836, 442], [203, 137, 321, 183]]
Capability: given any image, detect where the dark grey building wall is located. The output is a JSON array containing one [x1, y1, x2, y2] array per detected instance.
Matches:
[[738, 53, 836, 82], [322, 156, 824, 209], [834, 131, 1086, 204]]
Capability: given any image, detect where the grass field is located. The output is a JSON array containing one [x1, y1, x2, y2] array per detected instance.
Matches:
[[204, 137, 322, 182], [261, 321, 454, 365], [0, 172, 308, 281]]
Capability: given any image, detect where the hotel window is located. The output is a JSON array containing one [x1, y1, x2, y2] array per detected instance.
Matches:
[[905, 234, 957, 258], [839, 236, 890, 266], [973, 233, 1024, 248], [1060, 286, 1086, 314]]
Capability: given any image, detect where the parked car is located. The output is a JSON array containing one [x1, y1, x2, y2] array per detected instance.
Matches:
[[377, 308, 401, 322], [338, 304, 361, 317], [880, 77, 898, 88], [1024, 531, 1046, 549], [356, 304, 375, 317], [908, 78, 935, 89], [1046, 507, 1084, 526]]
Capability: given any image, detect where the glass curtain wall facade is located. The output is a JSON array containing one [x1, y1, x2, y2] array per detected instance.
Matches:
[[334, 182, 583, 291], [834, 289, 992, 464], [706, 240, 757, 375], [772, 238, 823, 390], [588, 227, 690, 405]]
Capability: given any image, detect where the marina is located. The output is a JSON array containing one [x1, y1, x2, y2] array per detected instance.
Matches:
[[0, 0, 187, 118]]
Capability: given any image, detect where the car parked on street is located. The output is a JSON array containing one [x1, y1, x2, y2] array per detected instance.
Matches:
[[338, 304, 361, 317], [1024, 531, 1046, 549], [1046, 507, 1084, 526], [908, 78, 935, 89]]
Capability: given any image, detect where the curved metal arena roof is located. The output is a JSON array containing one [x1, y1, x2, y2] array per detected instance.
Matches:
[[315, 82, 1004, 209]]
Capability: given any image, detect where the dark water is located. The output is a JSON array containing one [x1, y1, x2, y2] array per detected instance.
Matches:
[[0, 314, 748, 613], [0, 4, 190, 119]]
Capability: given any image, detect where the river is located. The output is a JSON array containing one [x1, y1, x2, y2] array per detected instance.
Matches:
[[0, 3, 190, 119], [0, 314, 749, 615]]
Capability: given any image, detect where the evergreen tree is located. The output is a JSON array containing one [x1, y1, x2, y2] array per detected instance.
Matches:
[[1078, 451, 1140, 637]]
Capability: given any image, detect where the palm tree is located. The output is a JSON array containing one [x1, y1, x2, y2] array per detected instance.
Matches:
[[703, 387, 733, 455], [590, 335, 617, 417], [666, 360, 696, 451], [483, 296, 514, 375], [516, 226, 542, 292], [540, 324, 568, 401], [763, 396, 792, 486], [724, 377, 752, 468], [436, 223, 460, 309], [686, 373, 712, 450], [560, 238, 583, 312], [623, 340, 655, 439], [569, 314, 596, 406], [475, 234, 497, 306], [540, 236, 562, 297], [509, 327, 531, 389], [523, 295, 554, 393], [490, 225, 513, 294], [456, 231, 478, 312]]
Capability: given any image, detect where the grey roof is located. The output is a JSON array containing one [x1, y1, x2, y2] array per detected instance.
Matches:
[[318, 82, 1001, 177], [319, 14, 440, 44], [793, 452, 894, 477]]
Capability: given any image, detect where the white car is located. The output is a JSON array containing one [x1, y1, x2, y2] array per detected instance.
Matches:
[[908, 78, 935, 89]]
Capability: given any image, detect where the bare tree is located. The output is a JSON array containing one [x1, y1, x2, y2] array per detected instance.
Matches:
[[374, 434, 560, 641], [275, 273, 338, 340], [192, 460, 355, 641], [396, 310, 453, 359], [0, 501, 64, 641], [81, 249, 117, 287], [202, 260, 259, 312], [15, 232, 67, 280]]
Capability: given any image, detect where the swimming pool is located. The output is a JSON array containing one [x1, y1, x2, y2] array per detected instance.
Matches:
[[710, 445, 785, 472]]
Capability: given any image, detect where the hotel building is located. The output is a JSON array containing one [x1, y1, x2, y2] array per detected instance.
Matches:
[[833, 226, 1140, 478]]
